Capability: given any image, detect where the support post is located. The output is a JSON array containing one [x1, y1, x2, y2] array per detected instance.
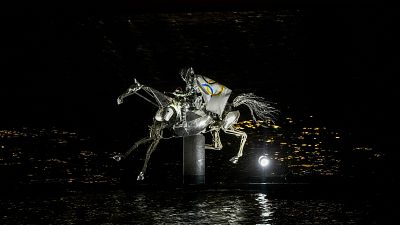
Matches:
[[183, 134, 205, 185]]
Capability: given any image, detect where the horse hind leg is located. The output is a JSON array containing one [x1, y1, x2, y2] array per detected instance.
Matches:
[[205, 129, 223, 150], [220, 110, 246, 163], [223, 127, 247, 164]]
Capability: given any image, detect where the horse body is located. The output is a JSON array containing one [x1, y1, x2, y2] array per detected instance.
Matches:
[[114, 69, 277, 180]]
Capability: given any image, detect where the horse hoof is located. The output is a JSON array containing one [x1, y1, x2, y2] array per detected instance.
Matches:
[[137, 172, 145, 181], [229, 156, 239, 164], [112, 155, 122, 162]]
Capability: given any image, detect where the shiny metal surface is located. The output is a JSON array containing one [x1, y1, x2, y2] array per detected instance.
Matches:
[[114, 68, 278, 179]]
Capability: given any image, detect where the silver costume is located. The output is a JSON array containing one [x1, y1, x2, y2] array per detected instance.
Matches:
[[113, 68, 278, 180]]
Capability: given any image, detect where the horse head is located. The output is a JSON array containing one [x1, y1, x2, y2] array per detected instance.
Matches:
[[117, 78, 143, 105]]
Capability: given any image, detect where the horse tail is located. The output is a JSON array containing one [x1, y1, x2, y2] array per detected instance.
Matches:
[[232, 93, 278, 124]]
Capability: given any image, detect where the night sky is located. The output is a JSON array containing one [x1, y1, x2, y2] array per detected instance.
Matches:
[[1, 3, 398, 155]]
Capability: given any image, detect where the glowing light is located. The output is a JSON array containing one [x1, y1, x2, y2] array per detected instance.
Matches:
[[258, 156, 270, 167]]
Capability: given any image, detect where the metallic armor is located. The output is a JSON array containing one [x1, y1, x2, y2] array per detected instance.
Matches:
[[113, 68, 278, 180]]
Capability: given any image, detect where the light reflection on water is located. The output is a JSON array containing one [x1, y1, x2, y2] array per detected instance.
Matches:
[[256, 193, 273, 223], [1, 189, 382, 224]]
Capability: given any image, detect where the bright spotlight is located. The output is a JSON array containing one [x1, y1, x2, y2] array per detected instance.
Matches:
[[258, 156, 270, 167]]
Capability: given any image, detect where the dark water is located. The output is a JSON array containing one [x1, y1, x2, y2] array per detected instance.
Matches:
[[0, 120, 395, 224], [1, 187, 393, 224], [1, 126, 395, 224]]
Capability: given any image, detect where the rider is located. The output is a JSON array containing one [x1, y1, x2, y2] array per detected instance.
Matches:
[[179, 68, 201, 106], [172, 67, 211, 132]]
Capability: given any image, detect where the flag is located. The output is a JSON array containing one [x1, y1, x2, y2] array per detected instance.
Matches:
[[195, 75, 232, 116]]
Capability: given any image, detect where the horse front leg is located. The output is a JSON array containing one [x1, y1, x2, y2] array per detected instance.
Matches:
[[113, 121, 161, 162], [223, 127, 247, 164], [136, 122, 165, 180], [137, 137, 161, 180], [112, 136, 153, 161]]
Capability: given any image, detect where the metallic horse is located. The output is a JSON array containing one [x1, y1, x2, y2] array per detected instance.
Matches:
[[113, 68, 278, 180]]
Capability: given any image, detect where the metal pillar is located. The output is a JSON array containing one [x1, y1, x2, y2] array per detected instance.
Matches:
[[183, 134, 205, 185]]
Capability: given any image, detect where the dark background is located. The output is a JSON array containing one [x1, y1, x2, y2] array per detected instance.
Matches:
[[0, 2, 398, 158], [0, 4, 398, 224]]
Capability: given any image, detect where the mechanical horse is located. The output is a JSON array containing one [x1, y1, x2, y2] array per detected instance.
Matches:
[[113, 68, 278, 180]]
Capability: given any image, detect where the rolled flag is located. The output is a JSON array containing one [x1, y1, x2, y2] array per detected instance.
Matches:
[[195, 75, 232, 116]]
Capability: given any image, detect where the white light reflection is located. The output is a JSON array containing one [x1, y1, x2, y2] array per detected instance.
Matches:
[[255, 193, 273, 224], [258, 156, 270, 167]]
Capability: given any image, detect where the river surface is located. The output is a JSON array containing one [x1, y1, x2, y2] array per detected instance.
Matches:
[[1, 185, 393, 224], [0, 125, 395, 224]]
